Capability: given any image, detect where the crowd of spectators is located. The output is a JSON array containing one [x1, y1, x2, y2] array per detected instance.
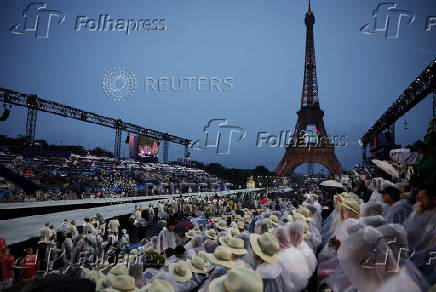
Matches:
[[0, 153, 225, 203]]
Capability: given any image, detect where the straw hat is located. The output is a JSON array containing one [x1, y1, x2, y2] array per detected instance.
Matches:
[[107, 275, 137, 292], [341, 198, 360, 214], [208, 267, 263, 292], [205, 229, 218, 240], [222, 237, 247, 255], [250, 233, 279, 264], [107, 263, 128, 284], [110, 264, 128, 276], [169, 261, 192, 282], [217, 221, 227, 231], [219, 236, 231, 246], [208, 246, 233, 269], [230, 227, 240, 236], [193, 225, 201, 232], [339, 192, 359, 201], [293, 213, 311, 223], [141, 279, 174, 292], [197, 251, 211, 267], [269, 215, 279, 227], [84, 270, 105, 284], [296, 206, 310, 218], [189, 256, 207, 274], [243, 215, 251, 223], [237, 221, 245, 230], [185, 229, 197, 239]]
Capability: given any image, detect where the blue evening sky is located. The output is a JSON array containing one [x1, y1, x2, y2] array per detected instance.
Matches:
[[0, 0, 435, 171]]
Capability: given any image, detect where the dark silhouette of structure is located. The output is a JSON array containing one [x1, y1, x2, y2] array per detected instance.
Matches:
[[0, 88, 191, 160], [360, 59, 436, 161], [276, 1, 342, 176]]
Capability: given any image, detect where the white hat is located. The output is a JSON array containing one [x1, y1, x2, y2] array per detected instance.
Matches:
[[217, 221, 227, 231], [197, 251, 211, 267], [221, 237, 247, 256], [106, 263, 128, 285], [209, 267, 263, 292], [342, 198, 360, 214], [107, 274, 137, 292], [84, 270, 105, 284], [250, 233, 279, 264], [189, 256, 207, 274], [169, 261, 192, 282], [185, 229, 197, 239], [205, 229, 218, 240], [269, 215, 279, 227], [208, 246, 233, 269]]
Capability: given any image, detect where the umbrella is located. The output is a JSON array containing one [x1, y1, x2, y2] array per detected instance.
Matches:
[[320, 180, 345, 189], [371, 159, 400, 178], [389, 149, 422, 166]]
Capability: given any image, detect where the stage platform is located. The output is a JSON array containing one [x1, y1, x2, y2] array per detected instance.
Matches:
[[0, 188, 262, 245]]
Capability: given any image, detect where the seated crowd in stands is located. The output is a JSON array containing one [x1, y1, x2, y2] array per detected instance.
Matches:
[[0, 153, 224, 202]]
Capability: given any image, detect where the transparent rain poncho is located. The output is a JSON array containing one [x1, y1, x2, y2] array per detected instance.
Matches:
[[274, 226, 311, 291], [403, 204, 436, 250], [383, 198, 413, 225], [337, 226, 421, 292], [256, 260, 294, 292], [185, 234, 204, 259], [360, 215, 386, 228], [369, 178, 384, 202], [291, 221, 317, 273], [360, 201, 385, 217], [376, 224, 430, 291], [157, 227, 176, 253], [254, 219, 269, 234]]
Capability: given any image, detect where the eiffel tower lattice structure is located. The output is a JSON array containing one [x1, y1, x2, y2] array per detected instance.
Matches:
[[276, 1, 342, 177]]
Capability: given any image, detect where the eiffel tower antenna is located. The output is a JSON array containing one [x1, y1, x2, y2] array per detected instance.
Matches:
[[308, 0, 311, 11]]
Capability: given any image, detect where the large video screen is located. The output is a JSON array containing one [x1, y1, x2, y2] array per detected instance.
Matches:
[[137, 135, 159, 158]]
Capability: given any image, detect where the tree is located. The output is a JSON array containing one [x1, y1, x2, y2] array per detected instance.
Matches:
[[90, 147, 114, 158], [253, 165, 271, 177]]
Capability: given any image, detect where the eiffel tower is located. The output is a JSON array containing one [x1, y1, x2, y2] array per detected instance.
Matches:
[[276, 0, 342, 176]]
